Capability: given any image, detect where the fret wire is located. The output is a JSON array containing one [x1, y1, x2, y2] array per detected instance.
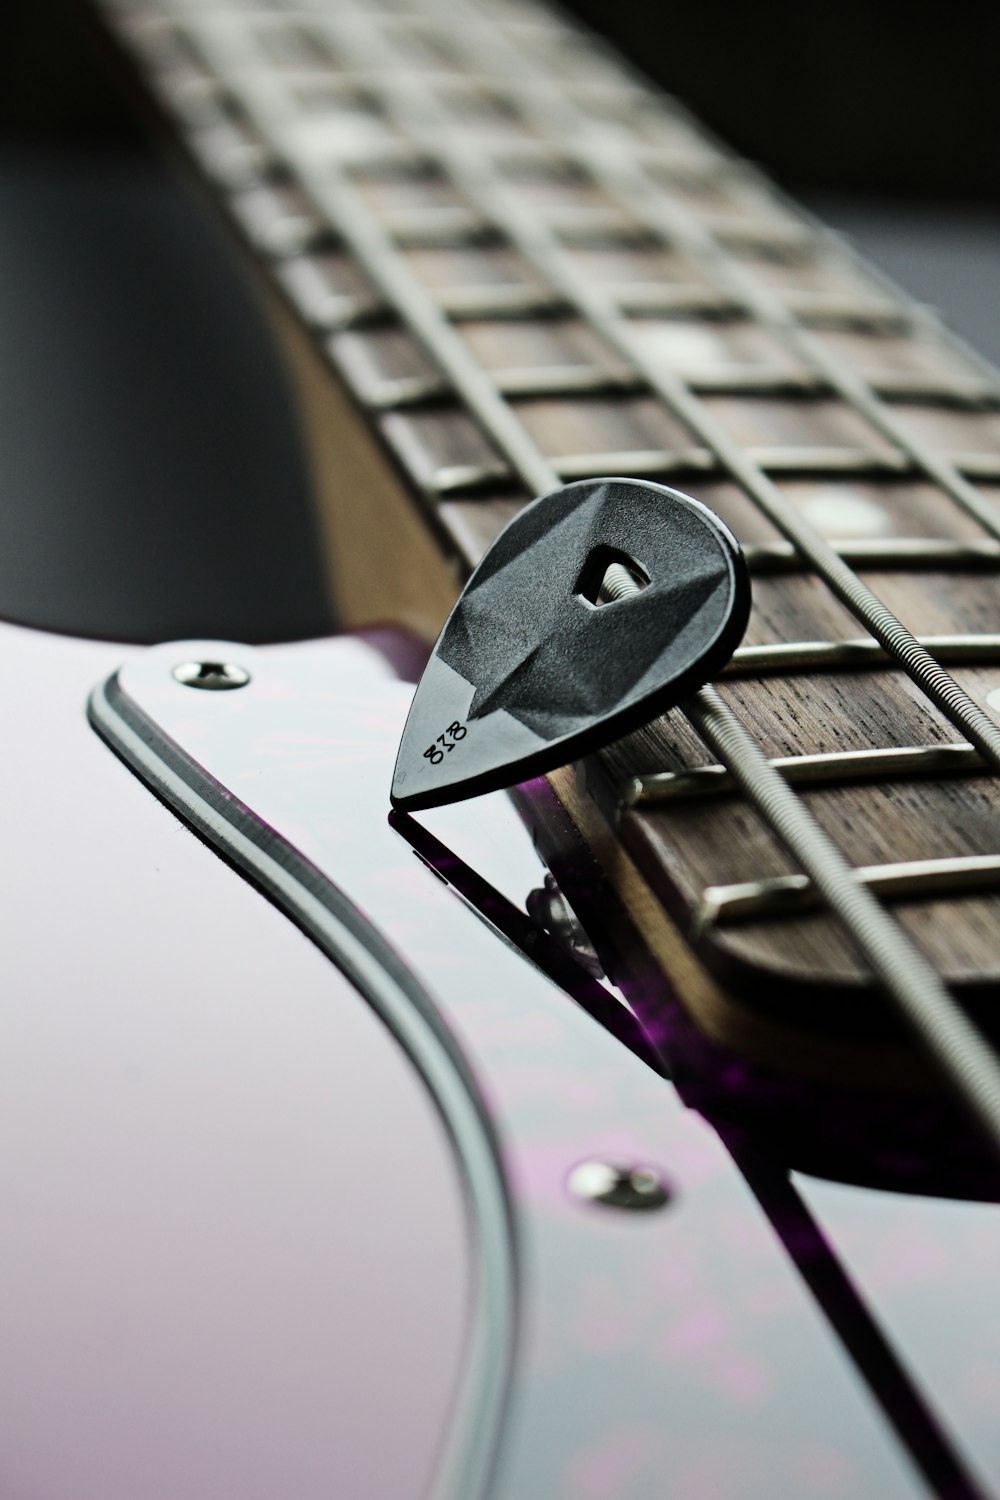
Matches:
[[561, 138, 1000, 528], [425, 453, 1000, 498], [188, 23, 558, 497], [619, 194, 1000, 527], [428, 463, 513, 497], [303, 6, 1000, 785], [465, 17, 1000, 459], [163, 48, 981, 341], [425, 446, 913, 486], [274, 261, 382, 328], [699, 853, 1000, 931], [433, 287, 566, 319], [440, 8, 1000, 588], [360, 361, 997, 409], [525, 450, 997, 483], [631, 744, 983, 806], [346, 4, 1000, 1143], [453, 3, 1000, 449], [695, 680, 1000, 1158], [782, 298, 914, 332], [431, 24, 1000, 462], [725, 634, 1000, 677], [746, 539, 1000, 573], [138, 7, 1000, 1153]]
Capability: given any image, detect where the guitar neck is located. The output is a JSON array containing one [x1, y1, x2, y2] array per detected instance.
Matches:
[[95, 0, 1000, 1064]]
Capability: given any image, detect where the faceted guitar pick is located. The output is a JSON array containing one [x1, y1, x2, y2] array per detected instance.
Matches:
[[391, 477, 750, 811]]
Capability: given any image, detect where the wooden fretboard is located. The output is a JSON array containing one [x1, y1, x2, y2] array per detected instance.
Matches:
[[94, 0, 1000, 1080]]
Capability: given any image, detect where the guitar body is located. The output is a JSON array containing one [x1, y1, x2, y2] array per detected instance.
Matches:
[[0, 616, 996, 1500], [0, 625, 474, 1499], [5, 0, 1000, 1495]]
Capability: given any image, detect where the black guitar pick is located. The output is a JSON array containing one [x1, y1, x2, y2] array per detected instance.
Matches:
[[391, 477, 750, 811]]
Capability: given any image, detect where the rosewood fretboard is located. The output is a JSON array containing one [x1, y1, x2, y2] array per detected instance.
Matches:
[[94, 0, 1000, 1082]]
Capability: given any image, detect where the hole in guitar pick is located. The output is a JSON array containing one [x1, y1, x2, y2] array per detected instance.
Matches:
[[574, 545, 650, 607]]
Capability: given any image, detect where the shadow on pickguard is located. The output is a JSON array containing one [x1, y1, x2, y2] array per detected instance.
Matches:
[[398, 781, 1000, 1206], [391, 799, 997, 1500]]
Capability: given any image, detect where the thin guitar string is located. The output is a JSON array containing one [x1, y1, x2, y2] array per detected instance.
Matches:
[[179, 9, 1000, 1152]]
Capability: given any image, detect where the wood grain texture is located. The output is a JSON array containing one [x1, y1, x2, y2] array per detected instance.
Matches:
[[101, 0, 1000, 1064]]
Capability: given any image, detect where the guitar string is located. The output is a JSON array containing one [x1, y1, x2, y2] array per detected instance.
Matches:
[[171, 7, 1000, 1158], [94, 11, 1000, 1490], [290, 2, 1000, 1137], [317, 3, 1000, 922], [451, 1, 1000, 535], [307, 0, 1000, 781], [111, 0, 1000, 1146]]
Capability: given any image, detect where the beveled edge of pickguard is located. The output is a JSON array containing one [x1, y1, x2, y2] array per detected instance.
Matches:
[[87, 664, 518, 1500]]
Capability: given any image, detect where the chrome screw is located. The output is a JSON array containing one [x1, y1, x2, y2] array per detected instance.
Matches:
[[172, 660, 251, 691], [567, 1160, 672, 1211]]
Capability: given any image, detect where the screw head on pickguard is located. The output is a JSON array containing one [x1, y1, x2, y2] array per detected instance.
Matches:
[[391, 477, 751, 811]]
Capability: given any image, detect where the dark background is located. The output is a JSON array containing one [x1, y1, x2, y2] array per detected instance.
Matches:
[[1, 0, 997, 642], [567, 0, 1000, 204], [566, 0, 1000, 373], [7, 0, 999, 200]]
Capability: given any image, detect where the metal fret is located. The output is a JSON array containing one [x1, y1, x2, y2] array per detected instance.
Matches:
[[431, 445, 916, 487], [953, 455, 1000, 480], [282, 263, 566, 326], [379, 206, 490, 247], [628, 288, 913, 327], [298, 6, 1000, 787], [426, 461, 513, 496], [725, 634, 1000, 677], [449, 9, 1000, 531], [230, 182, 321, 255], [365, 363, 636, 408], [547, 446, 709, 481], [186, 115, 269, 185], [446, 27, 1000, 381], [682, 692, 1000, 1147], [437, 285, 566, 319], [783, 296, 914, 332], [425, 446, 1000, 491], [377, 204, 662, 249], [105, 1, 1000, 1153], [558, 446, 909, 478], [698, 854, 1000, 931], [746, 538, 1000, 572], [345, 360, 1000, 410], [275, 256, 381, 328], [631, 743, 983, 806], [121, 7, 1000, 764]]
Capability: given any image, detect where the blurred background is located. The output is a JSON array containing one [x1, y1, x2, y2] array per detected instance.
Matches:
[[570, 0, 1000, 361], [2, 0, 997, 642]]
